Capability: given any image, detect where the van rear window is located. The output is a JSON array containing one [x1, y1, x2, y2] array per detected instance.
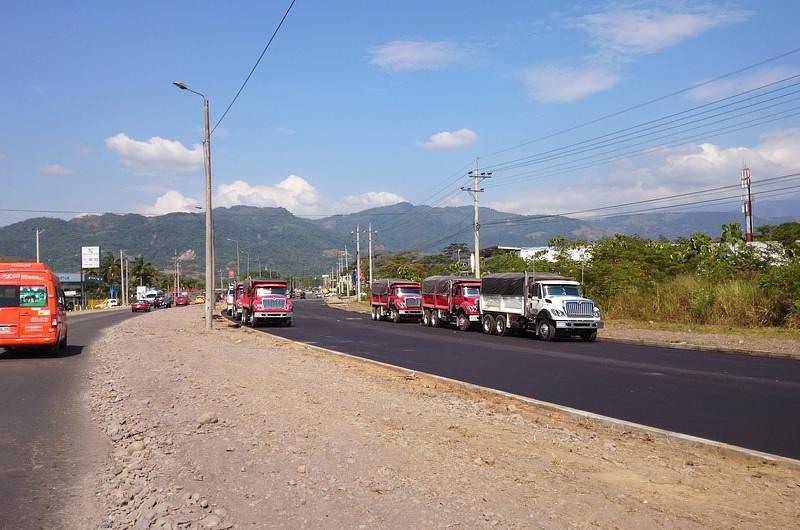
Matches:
[[20, 286, 47, 307], [0, 285, 18, 308]]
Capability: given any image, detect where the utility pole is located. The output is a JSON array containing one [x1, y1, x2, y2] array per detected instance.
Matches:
[[355, 224, 362, 300], [741, 165, 753, 242], [461, 158, 491, 277], [368, 223, 374, 290], [35, 227, 44, 263], [119, 249, 124, 304]]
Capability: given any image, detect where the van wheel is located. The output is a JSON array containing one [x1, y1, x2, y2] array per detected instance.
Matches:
[[430, 311, 440, 328], [457, 313, 470, 331], [47, 340, 61, 356], [422, 309, 430, 326], [60, 334, 67, 349], [495, 315, 509, 336], [482, 314, 495, 335], [390, 308, 400, 323], [537, 319, 555, 341]]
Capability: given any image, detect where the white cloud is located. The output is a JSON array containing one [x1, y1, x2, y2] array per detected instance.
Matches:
[[138, 190, 200, 216], [571, 6, 749, 57], [369, 40, 462, 72], [686, 67, 800, 102], [136, 177, 405, 217], [523, 5, 749, 104], [215, 175, 322, 215], [420, 128, 479, 150], [523, 64, 620, 103], [275, 127, 296, 136], [39, 163, 75, 176], [338, 191, 405, 210], [491, 128, 800, 215], [105, 133, 203, 174]]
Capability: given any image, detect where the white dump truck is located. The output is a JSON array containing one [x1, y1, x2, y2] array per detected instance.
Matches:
[[479, 272, 603, 341]]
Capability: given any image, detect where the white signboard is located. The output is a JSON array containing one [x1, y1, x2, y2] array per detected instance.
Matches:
[[81, 246, 100, 269]]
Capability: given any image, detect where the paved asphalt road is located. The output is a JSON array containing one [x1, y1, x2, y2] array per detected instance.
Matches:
[[244, 299, 800, 460], [0, 309, 135, 529]]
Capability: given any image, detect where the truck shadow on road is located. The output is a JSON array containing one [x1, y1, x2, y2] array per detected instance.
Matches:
[[0, 344, 84, 360]]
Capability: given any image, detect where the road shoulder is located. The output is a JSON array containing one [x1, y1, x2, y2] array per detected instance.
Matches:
[[83, 305, 799, 529]]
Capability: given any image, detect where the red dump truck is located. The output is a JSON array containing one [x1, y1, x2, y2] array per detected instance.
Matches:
[[421, 275, 481, 331], [241, 279, 293, 327], [370, 279, 422, 323]]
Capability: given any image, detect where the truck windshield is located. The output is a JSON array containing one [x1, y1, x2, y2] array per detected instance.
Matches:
[[255, 287, 287, 296], [396, 288, 420, 296], [462, 286, 480, 297], [544, 285, 580, 297]]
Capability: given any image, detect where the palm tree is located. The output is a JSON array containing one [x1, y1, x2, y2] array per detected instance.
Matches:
[[129, 255, 159, 287]]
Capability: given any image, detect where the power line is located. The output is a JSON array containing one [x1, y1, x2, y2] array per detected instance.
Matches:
[[211, 0, 297, 134], [479, 46, 800, 160]]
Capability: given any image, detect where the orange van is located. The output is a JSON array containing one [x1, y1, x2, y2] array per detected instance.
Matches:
[[0, 262, 68, 353]]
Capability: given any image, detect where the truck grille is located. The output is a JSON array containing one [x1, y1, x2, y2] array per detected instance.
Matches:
[[405, 297, 421, 308], [564, 301, 594, 317], [261, 298, 286, 309]]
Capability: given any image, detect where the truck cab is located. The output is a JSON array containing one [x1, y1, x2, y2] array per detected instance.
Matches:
[[527, 279, 602, 341], [243, 280, 293, 327]]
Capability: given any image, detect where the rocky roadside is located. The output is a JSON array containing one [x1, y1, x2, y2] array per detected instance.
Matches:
[[78, 305, 799, 529]]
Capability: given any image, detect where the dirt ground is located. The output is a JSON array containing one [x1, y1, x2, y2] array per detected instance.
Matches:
[[78, 305, 799, 529]]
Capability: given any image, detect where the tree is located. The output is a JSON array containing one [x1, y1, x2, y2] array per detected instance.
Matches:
[[441, 242, 469, 263], [129, 255, 159, 287]]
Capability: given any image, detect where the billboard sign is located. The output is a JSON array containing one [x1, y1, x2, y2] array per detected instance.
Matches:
[[81, 246, 100, 269]]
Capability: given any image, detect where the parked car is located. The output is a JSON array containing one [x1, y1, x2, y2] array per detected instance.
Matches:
[[194, 295, 206, 304], [175, 296, 190, 306], [131, 299, 150, 312]]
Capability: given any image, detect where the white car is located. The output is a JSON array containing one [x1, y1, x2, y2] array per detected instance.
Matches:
[[98, 298, 119, 308]]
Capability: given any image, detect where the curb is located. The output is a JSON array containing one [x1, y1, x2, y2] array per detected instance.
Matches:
[[226, 312, 800, 469]]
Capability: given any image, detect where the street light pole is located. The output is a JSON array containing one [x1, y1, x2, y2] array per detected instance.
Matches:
[[241, 249, 250, 278], [226, 238, 240, 279], [174, 81, 215, 330]]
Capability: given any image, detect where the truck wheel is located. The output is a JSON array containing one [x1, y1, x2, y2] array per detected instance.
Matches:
[[286, 318, 293, 327], [457, 313, 470, 331], [537, 319, 555, 341], [241, 310, 247, 325], [371, 306, 377, 321], [422, 309, 431, 326], [580, 330, 597, 342], [430, 311, 440, 328], [495, 315, 509, 336], [482, 314, 495, 335], [390, 308, 400, 323]]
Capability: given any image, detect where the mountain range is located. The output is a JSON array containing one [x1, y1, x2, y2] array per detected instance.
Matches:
[[0, 200, 796, 276]]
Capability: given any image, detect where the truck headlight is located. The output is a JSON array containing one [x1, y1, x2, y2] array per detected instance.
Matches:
[[551, 309, 566, 317], [467, 306, 478, 313], [594, 307, 601, 317]]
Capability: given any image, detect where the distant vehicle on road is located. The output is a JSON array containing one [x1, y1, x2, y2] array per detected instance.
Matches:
[[98, 298, 119, 308], [153, 293, 171, 309], [194, 295, 206, 304], [225, 285, 235, 315], [131, 299, 150, 312], [175, 296, 190, 306], [0, 262, 68, 353]]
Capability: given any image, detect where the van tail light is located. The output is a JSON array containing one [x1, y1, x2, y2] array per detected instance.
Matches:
[[51, 318, 58, 327]]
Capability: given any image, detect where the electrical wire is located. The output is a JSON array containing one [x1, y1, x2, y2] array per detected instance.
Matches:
[[211, 0, 297, 134]]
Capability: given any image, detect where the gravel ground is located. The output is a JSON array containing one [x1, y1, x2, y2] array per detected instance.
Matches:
[[77, 304, 799, 529]]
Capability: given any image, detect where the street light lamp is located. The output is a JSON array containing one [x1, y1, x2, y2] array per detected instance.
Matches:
[[174, 81, 214, 330]]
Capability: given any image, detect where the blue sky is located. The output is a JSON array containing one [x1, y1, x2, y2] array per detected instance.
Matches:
[[2, 1, 800, 226]]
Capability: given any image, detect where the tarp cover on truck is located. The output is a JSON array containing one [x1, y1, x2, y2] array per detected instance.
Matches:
[[371, 279, 416, 296], [421, 275, 480, 295], [481, 272, 572, 296]]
